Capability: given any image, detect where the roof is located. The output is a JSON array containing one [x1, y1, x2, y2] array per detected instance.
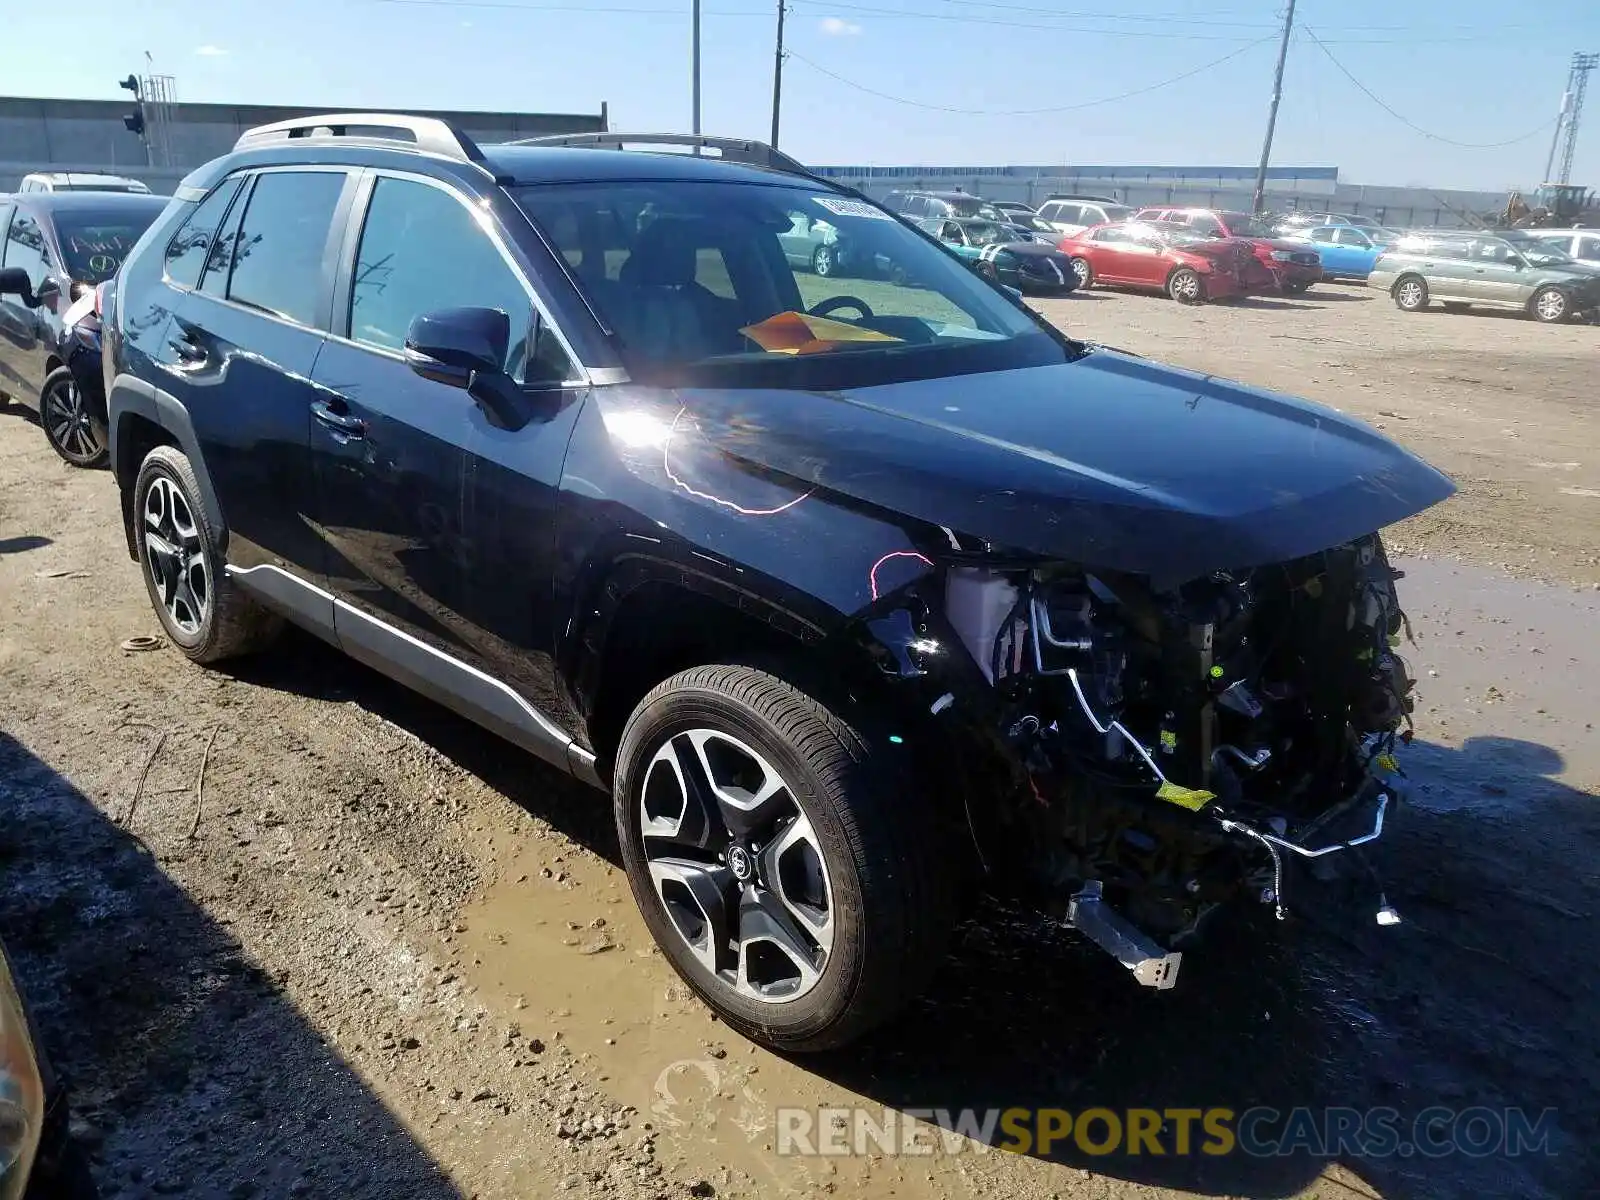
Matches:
[[479, 144, 819, 188], [23, 171, 145, 185], [8, 191, 168, 214]]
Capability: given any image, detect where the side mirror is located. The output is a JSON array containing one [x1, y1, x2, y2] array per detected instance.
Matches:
[[0, 267, 39, 307], [34, 277, 62, 306], [404, 306, 510, 388]]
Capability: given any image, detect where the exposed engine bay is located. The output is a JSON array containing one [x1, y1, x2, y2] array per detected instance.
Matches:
[[878, 533, 1415, 989]]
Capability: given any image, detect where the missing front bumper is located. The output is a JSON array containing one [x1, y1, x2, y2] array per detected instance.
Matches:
[[1067, 880, 1183, 990]]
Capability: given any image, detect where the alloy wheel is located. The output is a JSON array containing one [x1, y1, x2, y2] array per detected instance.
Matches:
[[812, 244, 836, 277], [1170, 269, 1201, 302], [1071, 258, 1091, 287], [1397, 280, 1424, 310], [142, 476, 210, 635], [42, 377, 103, 465], [1534, 289, 1566, 322], [638, 728, 834, 1004]]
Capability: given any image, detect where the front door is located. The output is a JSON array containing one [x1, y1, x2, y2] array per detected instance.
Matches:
[[0, 207, 52, 403], [312, 170, 586, 723], [163, 167, 352, 595], [1464, 239, 1528, 305]]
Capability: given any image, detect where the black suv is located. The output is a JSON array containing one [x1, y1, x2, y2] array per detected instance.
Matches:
[[105, 116, 1454, 1051]]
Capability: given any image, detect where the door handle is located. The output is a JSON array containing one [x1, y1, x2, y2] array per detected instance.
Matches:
[[311, 398, 366, 439], [168, 333, 206, 362]]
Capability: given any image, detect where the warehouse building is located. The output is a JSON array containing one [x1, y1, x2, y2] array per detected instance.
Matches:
[[0, 96, 609, 193]]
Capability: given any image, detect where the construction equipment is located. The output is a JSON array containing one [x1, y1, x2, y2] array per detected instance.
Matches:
[[1497, 184, 1598, 229]]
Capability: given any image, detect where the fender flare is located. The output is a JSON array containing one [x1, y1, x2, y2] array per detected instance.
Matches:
[[107, 372, 228, 557]]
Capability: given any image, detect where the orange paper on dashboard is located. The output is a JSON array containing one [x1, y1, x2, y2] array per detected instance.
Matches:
[[739, 311, 903, 355]]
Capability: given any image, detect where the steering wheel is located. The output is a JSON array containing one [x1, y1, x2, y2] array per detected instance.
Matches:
[[808, 295, 875, 320]]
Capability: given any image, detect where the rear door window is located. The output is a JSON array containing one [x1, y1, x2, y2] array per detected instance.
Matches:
[[165, 177, 245, 289], [1576, 235, 1600, 260], [222, 170, 346, 327]]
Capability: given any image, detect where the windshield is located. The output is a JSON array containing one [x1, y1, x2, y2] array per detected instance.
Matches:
[[1513, 239, 1575, 266], [1219, 212, 1278, 238], [53, 202, 166, 283], [961, 221, 1015, 246], [512, 180, 1066, 387]]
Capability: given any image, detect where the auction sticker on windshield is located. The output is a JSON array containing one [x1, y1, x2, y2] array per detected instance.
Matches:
[[815, 198, 895, 221]]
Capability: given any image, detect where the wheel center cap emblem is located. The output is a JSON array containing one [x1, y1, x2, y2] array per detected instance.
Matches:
[[727, 846, 754, 881]]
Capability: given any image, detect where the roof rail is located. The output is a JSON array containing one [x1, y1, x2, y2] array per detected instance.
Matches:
[[234, 113, 486, 163], [504, 132, 814, 179]]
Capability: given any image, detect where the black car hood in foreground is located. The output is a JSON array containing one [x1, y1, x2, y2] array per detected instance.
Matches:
[[678, 349, 1455, 587]]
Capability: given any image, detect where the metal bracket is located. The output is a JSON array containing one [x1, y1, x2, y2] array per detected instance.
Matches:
[[1067, 881, 1182, 990]]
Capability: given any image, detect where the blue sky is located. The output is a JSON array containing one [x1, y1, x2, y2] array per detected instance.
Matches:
[[5, 0, 1599, 190]]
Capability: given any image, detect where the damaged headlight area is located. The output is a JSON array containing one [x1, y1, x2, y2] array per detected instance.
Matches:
[[871, 533, 1416, 990]]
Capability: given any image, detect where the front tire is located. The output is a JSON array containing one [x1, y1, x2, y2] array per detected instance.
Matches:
[[133, 445, 281, 663], [1283, 280, 1311, 295], [39, 367, 108, 468], [811, 243, 837, 278], [1070, 257, 1094, 289], [1167, 267, 1204, 304], [1530, 286, 1569, 323], [614, 664, 952, 1052], [1393, 275, 1429, 312]]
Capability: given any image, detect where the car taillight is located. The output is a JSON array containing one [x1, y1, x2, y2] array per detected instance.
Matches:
[[70, 280, 91, 302], [94, 283, 109, 318]]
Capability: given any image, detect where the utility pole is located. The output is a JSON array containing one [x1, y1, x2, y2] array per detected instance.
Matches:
[[691, 0, 702, 138], [771, 0, 786, 148], [1251, 0, 1297, 214], [1552, 52, 1598, 185]]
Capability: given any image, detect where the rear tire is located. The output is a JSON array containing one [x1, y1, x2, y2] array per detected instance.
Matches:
[[811, 243, 837, 278], [1167, 267, 1204, 304], [1393, 275, 1429, 312], [39, 367, 108, 469], [133, 445, 282, 664], [614, 664, 954, 1051]]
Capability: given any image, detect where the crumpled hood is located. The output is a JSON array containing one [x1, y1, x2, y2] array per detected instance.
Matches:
[[677, 350, 1455, 586]]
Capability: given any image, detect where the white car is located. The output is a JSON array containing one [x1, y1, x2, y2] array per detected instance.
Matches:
[[1036, 198, 1133, 237], [17, 172, 151, 194], [1525, 228, 1600, 267]]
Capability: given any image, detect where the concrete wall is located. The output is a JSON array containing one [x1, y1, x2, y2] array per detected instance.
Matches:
[[0, 96, 609, 194]]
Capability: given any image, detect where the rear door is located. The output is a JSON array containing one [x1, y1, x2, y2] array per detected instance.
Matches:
[[165, 167, 354, 602]]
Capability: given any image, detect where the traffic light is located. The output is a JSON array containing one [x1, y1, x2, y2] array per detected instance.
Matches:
[[119, 74, 145, 139]]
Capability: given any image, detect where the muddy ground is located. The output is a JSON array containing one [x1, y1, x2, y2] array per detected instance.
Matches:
[[1, 284, 1597, 1200]]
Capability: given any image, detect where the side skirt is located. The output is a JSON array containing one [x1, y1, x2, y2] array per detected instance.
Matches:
[[226, 563, 603, 789]]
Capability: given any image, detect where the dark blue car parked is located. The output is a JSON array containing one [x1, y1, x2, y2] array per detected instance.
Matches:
[[103, 115, 1452, 1052]]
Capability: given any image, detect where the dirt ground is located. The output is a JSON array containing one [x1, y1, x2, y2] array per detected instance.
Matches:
[[1, 283, 1597, 1200]]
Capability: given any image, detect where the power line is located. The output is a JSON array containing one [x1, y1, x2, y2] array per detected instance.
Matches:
[[371, 0, 770, 15], [786, 37, 1273, 115], [1303, 26, 1559, 149]]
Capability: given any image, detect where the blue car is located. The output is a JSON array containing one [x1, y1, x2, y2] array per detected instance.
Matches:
[[1284, 224, 1392, 280]]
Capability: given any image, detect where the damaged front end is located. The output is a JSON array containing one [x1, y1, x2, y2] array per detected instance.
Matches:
[[865, 533, 1415, 991]]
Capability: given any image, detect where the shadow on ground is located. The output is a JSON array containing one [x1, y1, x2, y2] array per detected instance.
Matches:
[[222, 630, 1597, 1200], [0, 732, 463, 1199]]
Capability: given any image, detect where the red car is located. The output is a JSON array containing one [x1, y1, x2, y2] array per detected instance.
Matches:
[[1057, 222, 1255, 303], [1132, 207, 1322, 292]]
